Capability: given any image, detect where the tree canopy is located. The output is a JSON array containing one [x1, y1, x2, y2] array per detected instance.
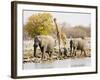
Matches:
[[24, 13, 53, 38]]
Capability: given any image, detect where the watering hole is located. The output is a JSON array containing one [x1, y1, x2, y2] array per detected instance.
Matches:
[[23, 57, 91, 69]]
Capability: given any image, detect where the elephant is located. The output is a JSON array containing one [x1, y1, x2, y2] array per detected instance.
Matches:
[[33, 35, 55, 59], [70, 38, 87, 57]]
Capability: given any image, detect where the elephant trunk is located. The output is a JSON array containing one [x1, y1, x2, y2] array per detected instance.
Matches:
[[33, 43, 38, 57]]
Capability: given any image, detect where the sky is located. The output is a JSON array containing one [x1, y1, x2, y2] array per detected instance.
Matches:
[[23, 10, 91, 27]]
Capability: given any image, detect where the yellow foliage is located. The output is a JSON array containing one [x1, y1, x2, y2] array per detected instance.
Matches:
[[24, 12, 53, 38]]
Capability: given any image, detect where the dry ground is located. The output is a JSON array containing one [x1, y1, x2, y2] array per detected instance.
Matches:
[[23, 49, 91, 63]]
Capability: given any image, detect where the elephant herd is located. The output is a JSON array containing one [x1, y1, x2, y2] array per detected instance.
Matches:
[[33, 35, 89, 60]]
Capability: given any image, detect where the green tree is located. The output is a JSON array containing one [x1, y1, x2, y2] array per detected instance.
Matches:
[[24, 13, 53, 38]]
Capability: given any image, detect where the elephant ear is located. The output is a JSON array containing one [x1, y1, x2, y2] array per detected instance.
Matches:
[[41, 39, 46, 47]]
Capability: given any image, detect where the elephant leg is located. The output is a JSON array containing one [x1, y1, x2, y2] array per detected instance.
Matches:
[[49, 51, 52, 58], [84, 50, 87, 57], [34, 45, 37, 57], [81, 50, 86, 57], [34, 47, 36, 57], [70, 47, 72, 57], [80, 50, 82, 56], [40, 47, 44, 59], [73, 47, 76, 57], [74, 50, 76, 56], [48, 51, 52, 60]]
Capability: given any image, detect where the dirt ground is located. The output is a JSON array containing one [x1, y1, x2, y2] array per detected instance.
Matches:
[[23, 49, 91, 63]]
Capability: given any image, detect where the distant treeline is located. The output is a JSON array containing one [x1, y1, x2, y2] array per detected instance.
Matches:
[[61, 25, 91, 38], [23, 25, 90, 40]]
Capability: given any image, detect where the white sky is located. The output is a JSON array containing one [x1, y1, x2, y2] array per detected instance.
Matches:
[[23, 10, 91, 27]]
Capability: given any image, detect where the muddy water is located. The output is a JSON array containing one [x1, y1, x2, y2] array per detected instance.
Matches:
[[23, 57, 91, 69]]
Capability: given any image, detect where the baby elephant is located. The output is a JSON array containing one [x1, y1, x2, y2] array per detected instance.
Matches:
[[33, 35, 55, 59], [70, 38, 87, 57]]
